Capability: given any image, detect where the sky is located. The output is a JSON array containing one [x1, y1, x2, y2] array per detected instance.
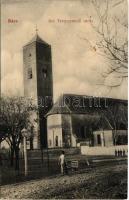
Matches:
[[1, 0, 128, 101]]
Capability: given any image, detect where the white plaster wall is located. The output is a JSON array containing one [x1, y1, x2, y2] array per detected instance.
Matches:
[[104, 130, 114, 146], [68, 115, 77, 147], [93, 130, 113, 147], [47, 114, 62, 148], [71, 134, 77, 147], [81, 145, 128, 155]]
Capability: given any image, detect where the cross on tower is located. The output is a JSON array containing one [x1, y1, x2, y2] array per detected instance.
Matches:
[[35, 25, 38, 34]]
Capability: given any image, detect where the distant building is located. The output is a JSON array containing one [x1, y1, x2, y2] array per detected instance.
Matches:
[[46, 94, 127, 148]]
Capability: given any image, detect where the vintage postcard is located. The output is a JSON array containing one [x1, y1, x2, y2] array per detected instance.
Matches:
[[0, 0, 128, 199]]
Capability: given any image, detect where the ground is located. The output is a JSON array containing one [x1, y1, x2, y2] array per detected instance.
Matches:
[[1, 161, 127, 199]]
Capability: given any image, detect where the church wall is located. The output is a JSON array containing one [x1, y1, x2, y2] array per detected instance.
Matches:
[[47, 114, 77, 148], [81, 145, 128, 156], [62, 114, 77, 147], [93, 130, 113, 147], [71, 114, 94, 142], [71, 132, 77, 147], [47, 114, 62, 148], [103, 130, 114, 146]]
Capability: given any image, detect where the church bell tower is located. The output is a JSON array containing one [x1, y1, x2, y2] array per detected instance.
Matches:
[[23, 33, 53, 149]]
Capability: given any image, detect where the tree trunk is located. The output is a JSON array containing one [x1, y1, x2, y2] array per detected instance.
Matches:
[[10, 147, 14, 167], [14, 147, 19, 171]]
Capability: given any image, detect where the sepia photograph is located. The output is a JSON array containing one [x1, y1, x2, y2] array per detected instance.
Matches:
[[0, 0, 128, 199]]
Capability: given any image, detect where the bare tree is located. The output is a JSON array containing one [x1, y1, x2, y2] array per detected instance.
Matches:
[[92, 0, 128, 88], [100, 102, 127, 145], [0, 97, 37, 170]]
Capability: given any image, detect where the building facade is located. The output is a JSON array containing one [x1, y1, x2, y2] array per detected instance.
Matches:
[[23, 35, 127, 150], [46, 94, 127, 148]]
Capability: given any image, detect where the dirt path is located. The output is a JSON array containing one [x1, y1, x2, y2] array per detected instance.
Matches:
[[1, 162, 127, 199]]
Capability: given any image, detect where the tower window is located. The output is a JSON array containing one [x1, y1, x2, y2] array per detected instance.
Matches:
[[29, 53, 31, 57], [42, 68, 47, 78], [28, 68, 32, 79]]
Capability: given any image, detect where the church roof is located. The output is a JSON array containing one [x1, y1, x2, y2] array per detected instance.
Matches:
[[46, 93, 127, 116], [96, 117, 113, 130], [46, 95, 71, 116], [24, 34, 50, 47]]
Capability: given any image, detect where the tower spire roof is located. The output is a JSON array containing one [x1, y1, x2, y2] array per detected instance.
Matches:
[[24, 33, 50, 47]]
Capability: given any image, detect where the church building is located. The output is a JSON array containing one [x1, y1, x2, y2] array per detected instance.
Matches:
[[46, 94, 127, 148], [23, 34, 127, 150]]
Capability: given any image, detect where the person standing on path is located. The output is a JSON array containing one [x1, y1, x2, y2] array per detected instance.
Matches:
[[58, 150, 67, 175]]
